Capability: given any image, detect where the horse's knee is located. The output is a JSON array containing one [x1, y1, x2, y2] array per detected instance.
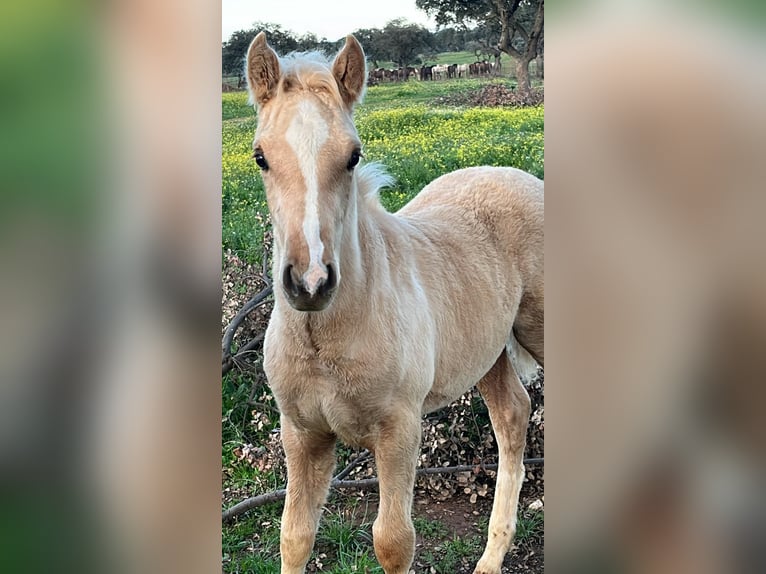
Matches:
[[372, 516, 415, 573], [280, 524, 316, 570]]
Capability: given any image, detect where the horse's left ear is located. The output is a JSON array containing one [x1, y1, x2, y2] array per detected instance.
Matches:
[[332, 35, 366, 110]]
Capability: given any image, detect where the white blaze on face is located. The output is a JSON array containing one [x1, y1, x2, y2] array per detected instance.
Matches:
[[285, 98, 329, 295]]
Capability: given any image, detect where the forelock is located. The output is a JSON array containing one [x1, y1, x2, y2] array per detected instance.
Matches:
[[277, 51, 344, 107]]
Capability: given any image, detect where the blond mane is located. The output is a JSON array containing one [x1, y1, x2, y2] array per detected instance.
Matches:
[[356, 162, 394, 209]]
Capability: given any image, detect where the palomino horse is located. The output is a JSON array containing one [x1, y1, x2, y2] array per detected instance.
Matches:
[[246, 32, 544, 574]]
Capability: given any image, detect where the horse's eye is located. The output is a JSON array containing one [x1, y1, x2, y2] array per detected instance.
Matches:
[[347, 149, 361, 170], [253, 150, 269, 170]]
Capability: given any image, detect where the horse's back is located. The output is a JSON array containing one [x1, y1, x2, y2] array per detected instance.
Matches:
[[397, 166, 543, 283], [398, 166, 542, 212]]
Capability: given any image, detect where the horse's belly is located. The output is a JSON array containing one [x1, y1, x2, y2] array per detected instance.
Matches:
[[422, 364, 493, 414], [422, 326, 511, 414]]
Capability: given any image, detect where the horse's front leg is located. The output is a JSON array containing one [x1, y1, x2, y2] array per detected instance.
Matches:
[[279, 417, 336, 574], [371, 411, 422, 574]]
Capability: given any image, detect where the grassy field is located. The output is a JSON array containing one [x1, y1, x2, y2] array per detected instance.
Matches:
[[222, 77, 544, 572]]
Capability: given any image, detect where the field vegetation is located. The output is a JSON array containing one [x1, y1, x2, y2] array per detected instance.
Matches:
[[222, 76, 544, 573], [222, 78, 543, 265]]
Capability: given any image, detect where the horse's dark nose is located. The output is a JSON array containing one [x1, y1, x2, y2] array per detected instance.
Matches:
[[282, 263, 337, 311]]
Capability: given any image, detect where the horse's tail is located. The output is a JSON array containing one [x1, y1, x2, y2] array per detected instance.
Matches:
[[507, 331, 539, 384]]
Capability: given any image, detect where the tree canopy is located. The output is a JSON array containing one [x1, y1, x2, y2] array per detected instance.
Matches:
[[222, 12, 543, 80], [221, 22, 342, 76], [416, 0, 544, 92], [379, 19, 434, 68]]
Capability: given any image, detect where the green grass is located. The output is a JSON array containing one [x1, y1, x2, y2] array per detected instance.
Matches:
[[222, 509, 282, 573], [420, 534, 485, 573], [364, 77, 509, 109], [315, 511, 381, 574], [414, 516, 450, 539], [515, 509, 544, 546], [222, 505, 538, 573], [223, 92, 253, 120], [223, 502, 382, 574]]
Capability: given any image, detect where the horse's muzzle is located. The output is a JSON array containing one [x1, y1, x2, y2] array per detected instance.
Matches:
[[282, 263, 337, 311]]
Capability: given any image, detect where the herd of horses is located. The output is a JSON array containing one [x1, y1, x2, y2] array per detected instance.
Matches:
[[368, 60, 500, 84], [229, 59, 500, 91]]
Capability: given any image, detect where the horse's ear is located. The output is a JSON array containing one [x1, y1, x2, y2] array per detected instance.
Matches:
[[332, 35, 366, 109], [246, 32, 281, 106]]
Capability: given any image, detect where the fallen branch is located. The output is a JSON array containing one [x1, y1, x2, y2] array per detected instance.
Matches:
[[222, 457, 544, 523], [222, 332, 266, 375], [333, 449, 371, 482], [222, 284, 273, 375]]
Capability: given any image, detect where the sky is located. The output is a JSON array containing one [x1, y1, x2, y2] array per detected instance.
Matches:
[[222, 0, 439, 42]]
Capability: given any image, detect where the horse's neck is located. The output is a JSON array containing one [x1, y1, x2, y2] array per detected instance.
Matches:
[[322, 197, 390, 318], [344, 202, 390, 295]]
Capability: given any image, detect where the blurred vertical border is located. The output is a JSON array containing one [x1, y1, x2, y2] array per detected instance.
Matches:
[[545, 1, 766, 573], [0, 1, 221, 573]]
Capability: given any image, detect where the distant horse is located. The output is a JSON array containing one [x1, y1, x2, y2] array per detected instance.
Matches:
[[470, 61, 491, 77], [432, 63, 448, 80], [372, 67, 386, 83], [245, 32, 544, 574]]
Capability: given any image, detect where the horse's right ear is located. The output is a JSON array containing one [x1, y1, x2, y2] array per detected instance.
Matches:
[[246, 32, 280, 106]]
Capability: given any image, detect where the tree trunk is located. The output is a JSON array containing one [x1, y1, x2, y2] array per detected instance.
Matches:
[[495, 0, 544, 94], [536, 54, 544, 79], [515, 57, 532, 94]]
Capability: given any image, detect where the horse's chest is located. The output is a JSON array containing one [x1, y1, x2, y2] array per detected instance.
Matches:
[[269, 354, 388, 447]]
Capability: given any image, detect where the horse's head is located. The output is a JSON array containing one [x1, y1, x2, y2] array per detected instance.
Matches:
[[246, 32, 366, 312]]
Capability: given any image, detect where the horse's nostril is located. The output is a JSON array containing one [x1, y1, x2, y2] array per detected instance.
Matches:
[[323, 263, 337, 293], [282, 264, 301, 296]]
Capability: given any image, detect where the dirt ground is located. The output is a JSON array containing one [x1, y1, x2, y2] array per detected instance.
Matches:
[[412, 492, 543, 573], [308, 487, 544, 574]]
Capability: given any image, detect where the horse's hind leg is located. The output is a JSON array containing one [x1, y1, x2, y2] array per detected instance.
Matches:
[[474, 350, 531, 574], [513, 285, 544, 368], [279, 418, 336, 574]]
